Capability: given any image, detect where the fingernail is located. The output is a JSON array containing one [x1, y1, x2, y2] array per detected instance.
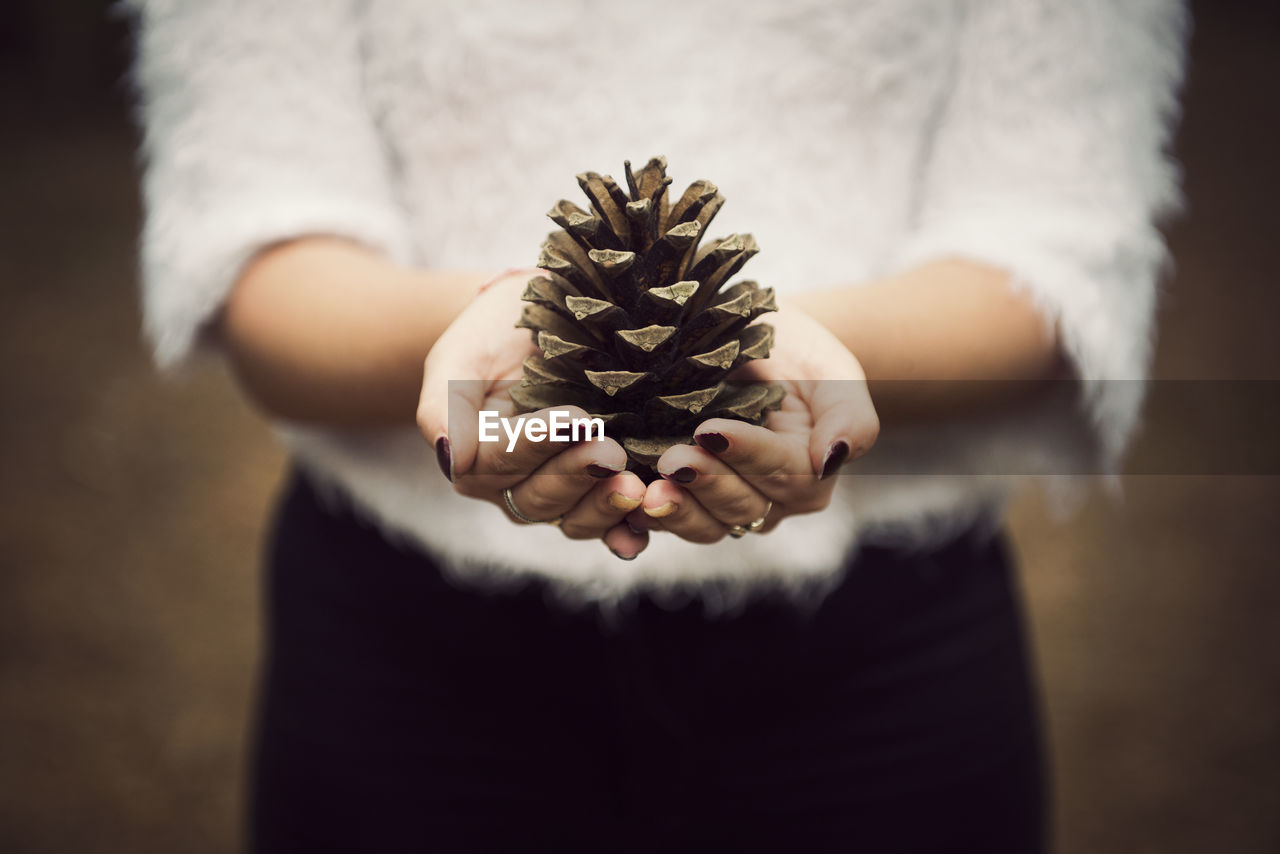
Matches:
[[821, 441, 850, 480], [435, 436, 453, 482], [645, 501, 678, 518], [610, 548, 638, 561], [694, 432, 729, 454], [627, 513, 654, 534], [666, 466, 697, 485], [608, 492, 643, 512], [587, 464, 620, 479]]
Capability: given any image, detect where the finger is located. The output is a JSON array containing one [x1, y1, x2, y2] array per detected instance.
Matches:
[[503, 437, 627, 522], [691, 416, 814, 492], [640, 479, 727, 545], [624, 507, 661, 536], [556, 471, 646, 540], [418, 366, 488, 481], [602, 521, 648, 561], [654, 444, 771, 527], [802, 379, 879, 479], [691, 417, 839, 509], [465, 405, 601, 490]]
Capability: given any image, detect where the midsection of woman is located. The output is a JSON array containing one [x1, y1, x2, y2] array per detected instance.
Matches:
[[129, 0, 1186, 849], [133, 0, 1184, 601]]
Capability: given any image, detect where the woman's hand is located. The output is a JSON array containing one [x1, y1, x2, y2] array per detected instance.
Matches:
[[630, 299, 879, 543], [416, 273, 651, 559]]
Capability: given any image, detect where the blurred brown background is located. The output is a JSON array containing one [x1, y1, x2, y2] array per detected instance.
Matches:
[[1, 1, 1277, 851]]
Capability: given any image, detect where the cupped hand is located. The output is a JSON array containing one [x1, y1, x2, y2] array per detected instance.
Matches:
[[417, 273, 650, 559], [631, 297, 879, 543]]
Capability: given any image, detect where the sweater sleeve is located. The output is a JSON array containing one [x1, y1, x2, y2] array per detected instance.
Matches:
[[128, 0, 414, 372], [891, 0, 1189, 467]]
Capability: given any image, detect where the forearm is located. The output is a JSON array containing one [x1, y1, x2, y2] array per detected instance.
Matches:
[[217, 238, 479, 426], [219, 245, 1062, 428], [790, 258, 1069, 425]]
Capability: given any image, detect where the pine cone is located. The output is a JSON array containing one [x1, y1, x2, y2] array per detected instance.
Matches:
[[510, 156, 785, 482]]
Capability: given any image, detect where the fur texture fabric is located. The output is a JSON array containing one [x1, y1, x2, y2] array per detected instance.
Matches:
[[127, 0, 1189, 606]]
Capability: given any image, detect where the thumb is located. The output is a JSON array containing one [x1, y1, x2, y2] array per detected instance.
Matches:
[[418, 347, 489, 481], [805, 379, 879, 479]]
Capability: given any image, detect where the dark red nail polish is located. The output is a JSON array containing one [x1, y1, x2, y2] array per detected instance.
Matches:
[[610, 548, 638, 561], [821, 441, 850, 480], [669, 466, 697, 484], [695, 432, 729, 454], [587, 464, 619, 479], [435, 436, 453, 482]]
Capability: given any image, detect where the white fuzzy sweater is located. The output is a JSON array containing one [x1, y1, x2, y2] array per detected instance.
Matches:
[[129, 0, 1188, 606]]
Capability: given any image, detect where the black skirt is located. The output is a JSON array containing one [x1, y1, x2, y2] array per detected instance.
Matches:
[[250, 468, 1046, 854]]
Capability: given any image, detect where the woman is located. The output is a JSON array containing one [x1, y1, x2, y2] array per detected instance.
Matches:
[[129, 0, 1188, 850]]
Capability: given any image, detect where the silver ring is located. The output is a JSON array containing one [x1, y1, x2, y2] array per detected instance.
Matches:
[[727, 500, 773, 538], [502, 487, 562, 526]]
